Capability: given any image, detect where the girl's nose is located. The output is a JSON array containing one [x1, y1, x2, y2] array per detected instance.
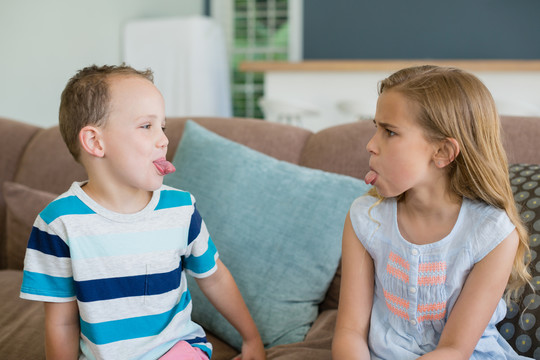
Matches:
[[366, 134, 377, 155]]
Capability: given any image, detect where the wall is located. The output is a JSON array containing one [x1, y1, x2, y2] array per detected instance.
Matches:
[[303, 0, 540, 60], [0, 0, 202, 127]]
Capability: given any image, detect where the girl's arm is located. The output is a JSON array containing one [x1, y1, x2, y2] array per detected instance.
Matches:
[[419, 229, 519, 360], [332, 212, 374, 360], [195, 259, 266, 360], [44, 300, 80, 360]]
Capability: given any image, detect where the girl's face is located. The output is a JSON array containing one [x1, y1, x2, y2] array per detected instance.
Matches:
[[366, 90, 438, 198]]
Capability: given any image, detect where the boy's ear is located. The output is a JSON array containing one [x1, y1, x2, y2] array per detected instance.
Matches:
[[79, 126, 105, 158], [433, 138, 460, 168]]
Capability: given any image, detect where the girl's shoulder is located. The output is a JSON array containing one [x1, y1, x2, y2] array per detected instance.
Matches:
[[460, 198, 515, 262], [461, 197, 512, 229], [349, 195, 395, 249], [350, 194, 393, 218]]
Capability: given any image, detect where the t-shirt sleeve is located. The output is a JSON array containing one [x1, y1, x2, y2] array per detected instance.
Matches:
[[20, 216, 76, 302], [183, 204, 219, 278]]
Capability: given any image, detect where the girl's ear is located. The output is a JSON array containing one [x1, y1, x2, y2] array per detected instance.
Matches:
[[79, 126, 105, 158], [434, 138, 460, 168]]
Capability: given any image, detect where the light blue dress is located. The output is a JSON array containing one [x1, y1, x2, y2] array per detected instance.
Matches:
[[349, 195, 532, 359]]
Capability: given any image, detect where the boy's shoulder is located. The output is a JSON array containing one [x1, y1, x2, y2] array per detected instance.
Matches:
[[156, 185, 196, 208], [38, 183, 93, 225]]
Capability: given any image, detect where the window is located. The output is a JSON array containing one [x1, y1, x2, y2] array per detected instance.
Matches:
[[213, 0, 290, 118]]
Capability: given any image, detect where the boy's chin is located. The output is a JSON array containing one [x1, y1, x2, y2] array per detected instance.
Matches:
[[146, 180, 164, 192]]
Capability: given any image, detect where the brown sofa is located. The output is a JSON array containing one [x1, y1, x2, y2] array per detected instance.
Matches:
[[1, 115, 540, 359]]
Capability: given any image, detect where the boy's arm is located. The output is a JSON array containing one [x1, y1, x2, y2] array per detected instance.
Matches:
[[44, 301, 80, 360], [332, 212, 373, 360], [418, 229, 519, 360], [195, 259, 265, 360]]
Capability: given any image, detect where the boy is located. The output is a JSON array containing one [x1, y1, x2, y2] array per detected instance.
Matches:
[[20, 65, 265, 360]]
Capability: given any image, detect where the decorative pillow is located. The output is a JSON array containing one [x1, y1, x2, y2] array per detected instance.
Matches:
[[498, 164, 540, 358], [165, 121, 370, 349], [3, 181, 58, 270]]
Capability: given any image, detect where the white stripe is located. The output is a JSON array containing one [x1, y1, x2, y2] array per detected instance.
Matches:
[[69, 227, 188, 261], [20, 292, 76, 303], [23, 249, 72, 277], [188, 223, 210, 256]]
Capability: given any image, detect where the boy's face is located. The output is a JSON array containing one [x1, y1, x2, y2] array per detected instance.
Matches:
[[99, 75, 169, 193]]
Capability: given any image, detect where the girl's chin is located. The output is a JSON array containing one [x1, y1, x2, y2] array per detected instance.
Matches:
[[373, 185, 401, 199]]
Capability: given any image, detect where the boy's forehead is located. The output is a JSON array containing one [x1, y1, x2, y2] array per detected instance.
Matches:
[[107, 75, 158, 98], [106, 75, 164, 116]]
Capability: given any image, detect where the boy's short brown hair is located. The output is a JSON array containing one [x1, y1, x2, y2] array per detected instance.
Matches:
[[59, 64, 154, 161]]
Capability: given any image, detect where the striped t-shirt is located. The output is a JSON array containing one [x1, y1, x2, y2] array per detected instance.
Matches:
[[20, 182, 218, 360]]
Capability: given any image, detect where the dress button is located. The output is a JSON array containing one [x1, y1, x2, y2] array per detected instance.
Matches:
[[409, 287, 417, 294], [411, 248, 419, 256], [410, 319, 417, 326]]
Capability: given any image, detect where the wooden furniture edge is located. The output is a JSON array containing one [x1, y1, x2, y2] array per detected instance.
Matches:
[[239, 60, 540, 72]]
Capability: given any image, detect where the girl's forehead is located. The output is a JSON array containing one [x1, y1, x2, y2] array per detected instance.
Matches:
[[376, 91, 420, 125]]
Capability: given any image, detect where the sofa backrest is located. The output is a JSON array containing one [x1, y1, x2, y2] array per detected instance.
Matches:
[[1, 115, 539, 275]]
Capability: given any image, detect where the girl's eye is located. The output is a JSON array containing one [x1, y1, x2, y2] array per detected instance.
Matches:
[[141, 124, 151, 129], [386, 129, 396, 136]]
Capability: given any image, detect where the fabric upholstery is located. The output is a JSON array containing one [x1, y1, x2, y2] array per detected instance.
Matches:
[[498, 164, 540, 358], [165, 121, 370, 349], [1, 115, 540, 360], [165, 117, 312, 165], [3, 182, 57, 270], [13, 127, 86, 194], [0, 117, 39, 268]]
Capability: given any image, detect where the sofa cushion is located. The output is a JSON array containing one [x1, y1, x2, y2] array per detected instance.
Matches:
[[0, 270, 46, 359], [3, 182, 58, 270], [165, 121, 370, 349], [498, 164, 540, 358]]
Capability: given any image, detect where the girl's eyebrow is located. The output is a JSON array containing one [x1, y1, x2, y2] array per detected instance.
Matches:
[[374, 119, 398, 129]]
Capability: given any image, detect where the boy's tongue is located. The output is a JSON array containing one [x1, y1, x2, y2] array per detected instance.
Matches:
[[364, 170, 378, 185], [153, 159, 176, 176]]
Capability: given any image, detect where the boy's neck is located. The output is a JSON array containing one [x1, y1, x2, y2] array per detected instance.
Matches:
[[81, 180, 153, 214]]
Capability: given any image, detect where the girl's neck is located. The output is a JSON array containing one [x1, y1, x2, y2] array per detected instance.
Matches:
[[397, 190, 462, 245]]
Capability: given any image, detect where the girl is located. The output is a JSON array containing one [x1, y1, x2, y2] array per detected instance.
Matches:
[[333, 65, 531, 359]]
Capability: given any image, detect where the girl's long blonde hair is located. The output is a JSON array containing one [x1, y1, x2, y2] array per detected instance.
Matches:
[[369, 65, 530, 300]]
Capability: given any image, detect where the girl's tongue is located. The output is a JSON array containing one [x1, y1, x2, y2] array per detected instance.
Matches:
[[364, 170, 378, 185], [153, 159, 176, 176]]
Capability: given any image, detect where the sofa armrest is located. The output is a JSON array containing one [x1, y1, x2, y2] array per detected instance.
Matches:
[[0, 117, 40, 269]]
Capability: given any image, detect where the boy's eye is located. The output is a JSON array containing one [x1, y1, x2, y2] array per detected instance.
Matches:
[[141, 124, 151, 129]]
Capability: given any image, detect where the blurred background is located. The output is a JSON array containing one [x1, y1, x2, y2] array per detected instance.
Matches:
[[1, 0, 538, 130]]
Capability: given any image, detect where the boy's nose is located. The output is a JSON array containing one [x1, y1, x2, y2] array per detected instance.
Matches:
[[157, 131, 169, 148]]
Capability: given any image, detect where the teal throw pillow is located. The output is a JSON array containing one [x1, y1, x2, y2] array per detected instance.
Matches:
[[165, 120, 370, 349]]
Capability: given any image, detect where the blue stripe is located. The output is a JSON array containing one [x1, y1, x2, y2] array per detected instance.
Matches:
[[40, 195, 95, 224], [184, 239, 217, 274], [27, 227, 71, 258], [75, 263, 182, 302], [21, 270, 75, 298], [80, 290, 192, 345], [187, 207, 202, 245], [188, 338, 212, 358], [155, 190, 192, 210]]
